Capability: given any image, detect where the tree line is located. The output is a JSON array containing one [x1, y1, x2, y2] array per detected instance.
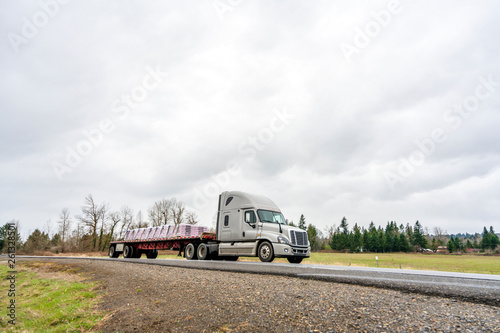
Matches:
[[2, 194, 198, 254], [3, 205, 499, 255], [294, 215, 499, 254]]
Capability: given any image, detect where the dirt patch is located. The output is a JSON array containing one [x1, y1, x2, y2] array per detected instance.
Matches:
[[20, 261, 86, 282]]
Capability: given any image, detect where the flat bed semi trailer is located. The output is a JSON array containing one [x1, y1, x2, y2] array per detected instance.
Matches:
[[109, 191, 311, 263], [109, 232, 217, 259]]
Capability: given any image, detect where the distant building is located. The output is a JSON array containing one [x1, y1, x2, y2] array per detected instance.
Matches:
[[436, 246, 447, 254]]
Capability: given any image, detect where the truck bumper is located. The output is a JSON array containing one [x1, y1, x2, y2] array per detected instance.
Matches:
[[273, 243, 310, 258]]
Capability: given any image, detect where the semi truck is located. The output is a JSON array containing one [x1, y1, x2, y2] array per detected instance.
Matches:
[[108, 191, 310, 263]]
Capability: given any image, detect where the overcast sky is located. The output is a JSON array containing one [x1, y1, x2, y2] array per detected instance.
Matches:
[[1, 0, 499, 239]]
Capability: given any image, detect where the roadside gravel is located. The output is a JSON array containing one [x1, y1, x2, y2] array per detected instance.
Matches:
[[24, 258, 500, 332]]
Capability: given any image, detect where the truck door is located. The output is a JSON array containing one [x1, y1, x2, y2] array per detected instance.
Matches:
[[238, 209, 258, 255]]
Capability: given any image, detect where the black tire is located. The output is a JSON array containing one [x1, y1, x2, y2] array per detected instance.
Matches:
[[108, 245, 119, 258], [134, 250, 142, 258], [123, 245, 133, 258], [185, 243, 198, 260], [287, 257, 303, 264], [197, 243, 209, 260], [258, 241, 274, 262], [146, 250, 158, 259]]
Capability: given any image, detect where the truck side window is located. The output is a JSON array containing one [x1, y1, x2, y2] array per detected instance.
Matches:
[[245, 210, 256, 223], [224, 215, 229, 226]]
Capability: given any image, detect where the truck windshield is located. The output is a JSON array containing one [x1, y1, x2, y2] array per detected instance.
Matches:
[[257, 210, 286, 225]]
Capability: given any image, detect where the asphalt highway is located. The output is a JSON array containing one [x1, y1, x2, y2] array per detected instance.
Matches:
[[17, 256, 500, 306]]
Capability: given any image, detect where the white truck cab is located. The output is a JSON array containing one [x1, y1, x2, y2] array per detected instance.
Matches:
[[216, 191, 310, 263]]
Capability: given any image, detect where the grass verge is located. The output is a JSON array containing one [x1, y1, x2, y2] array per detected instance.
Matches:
[[0, 261, 104, 332]]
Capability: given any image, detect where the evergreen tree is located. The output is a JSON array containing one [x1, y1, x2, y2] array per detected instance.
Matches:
[[340, 217, 349, 235], [350, 223, 362, 253], [330, 227, 341, 251], [399, 233, 411, 252], [298, 214, 307, 230], [365, 222, 378, 252], [489, 226, 500, 250], [431, 238, 438, 252], [376, 227, 386, 253], [447, 236, 456, 253], [453, 236, 464, 253], [307, 224, 320, 251], [481, 226, 500, 250], [362, 228, 369, 252], [331, 217, 349, 252], [405, 223, 413, 246], [412, 220, 428, 249], [0, 224, 7, 250], [0, 221, 23, 252], [23, 229, 50, 253]]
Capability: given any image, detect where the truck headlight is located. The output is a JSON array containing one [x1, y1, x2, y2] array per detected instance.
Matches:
[[277, 236, 290, 245]]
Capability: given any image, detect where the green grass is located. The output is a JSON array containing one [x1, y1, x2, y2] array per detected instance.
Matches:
[[0, 262, 104, 332], [155, 252, 500, 274], [304, 252, 500, 275]]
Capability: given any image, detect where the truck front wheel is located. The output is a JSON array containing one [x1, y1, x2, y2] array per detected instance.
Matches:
[[258, 241, 275, 262], [185, 243, 198, 260]]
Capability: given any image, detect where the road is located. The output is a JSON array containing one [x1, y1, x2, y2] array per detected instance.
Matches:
[[18, 256, 500, 306]]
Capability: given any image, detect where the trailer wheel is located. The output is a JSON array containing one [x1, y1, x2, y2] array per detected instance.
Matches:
[[123, 245, 134, 258], [146, 250, 158, 259], [185, 243, 198, 260], [108, 245, 119, 258], [197, 243, 209, 260], [258, 241, 274, 262], [287, 257, 303, 264]]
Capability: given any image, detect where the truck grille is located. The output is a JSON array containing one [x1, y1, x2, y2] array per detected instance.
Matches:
[[290, 230, 308, 246]]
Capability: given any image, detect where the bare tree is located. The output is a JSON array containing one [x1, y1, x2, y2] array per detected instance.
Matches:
[[171, 199, 185, 226], [185, 210, 199, 225], [136, 210, 148, 228], [103, 211, 121, 251], [44, 219, 53, 239], [97, 203, 109, 251], [147, 197, 198, 227], [117, 206, 134, 239], [77, 194, 107, 251], [58, 208, 71, 253], [148, 199, 173, 226], [325, 225, 336, 241], [433, 227, 447, 242]]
